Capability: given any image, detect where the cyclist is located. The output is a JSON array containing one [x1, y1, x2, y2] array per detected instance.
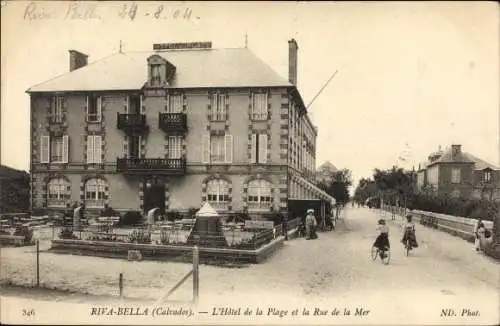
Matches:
[[374, 219, 390, 258], [401, 214, 418, 249]]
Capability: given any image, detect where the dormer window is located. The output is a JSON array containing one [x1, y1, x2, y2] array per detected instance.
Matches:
[[147, 55, 176, 87], [151, 64, 162, 84]]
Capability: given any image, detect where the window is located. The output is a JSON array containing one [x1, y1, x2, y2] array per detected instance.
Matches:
[[210, 93, 227, 121], [85, 178, 107, 208], [86, 135, 102, 164], [151, 64, 161, 84], [86, 95, 102, 122], [451, 168, 461, 184], [127, 136, 141, 159], [47, 178, 70, 207], [167, 94, 183, 113], [44, 135, 68, 163], [206, 179, 230, 209], [51, 96, 64, 123], [127, 95, 142, 114], [484, 171, 492, 183], [251, 93, 268, 120], [210, 135, 225, 163], [250, 133, 268, 164], [202, 133, 232, 164], [247, 179, 272, 210], [168, 136, 182, 159]]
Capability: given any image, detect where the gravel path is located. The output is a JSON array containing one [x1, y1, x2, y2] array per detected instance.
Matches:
[[1, 207, 498, 325]]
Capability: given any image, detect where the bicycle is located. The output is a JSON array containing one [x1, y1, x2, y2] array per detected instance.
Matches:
[[371, 245, 390, 265], [404, 238, 412, 256]]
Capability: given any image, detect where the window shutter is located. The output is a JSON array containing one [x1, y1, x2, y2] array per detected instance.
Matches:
[[87, 136, 94, 163], [94, 136, 102, 163], [85, 96, 89, 122], [259, 134, 268, 164], [202, 133, 210, 164], [40, 136, 50, 163], [225, 134, 233, 164], [251, 133, 257, 164], [140, 95, 144, 114], [62, 135, 69, 163], [97, 97, 102, 122], [138, 135, 142, 159]]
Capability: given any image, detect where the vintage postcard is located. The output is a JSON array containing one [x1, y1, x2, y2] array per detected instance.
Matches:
[[1, 1, 499, 325]]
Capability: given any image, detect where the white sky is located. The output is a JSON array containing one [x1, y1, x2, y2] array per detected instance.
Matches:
[[1, 1, 499, 188]]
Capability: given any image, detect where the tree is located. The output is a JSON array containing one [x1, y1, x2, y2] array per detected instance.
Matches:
[[317, 168, 353, 205]]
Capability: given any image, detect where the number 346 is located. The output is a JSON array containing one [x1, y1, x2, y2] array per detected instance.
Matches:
[[22, 309, 35, 317]]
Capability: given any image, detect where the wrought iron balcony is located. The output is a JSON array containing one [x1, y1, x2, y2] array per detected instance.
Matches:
[[159, 113, 187, 133], [117, 113, 148, 132], [116, 158, 186, 175]]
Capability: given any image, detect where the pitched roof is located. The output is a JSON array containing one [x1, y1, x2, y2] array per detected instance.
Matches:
[[27, 48, 293, 93], [427, 147, 475, 166], [464, 153, 500, 170]]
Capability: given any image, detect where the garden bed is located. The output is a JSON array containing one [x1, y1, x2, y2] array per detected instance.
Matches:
[[49, 236, 285, 264]]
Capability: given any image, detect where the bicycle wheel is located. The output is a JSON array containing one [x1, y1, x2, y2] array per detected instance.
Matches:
[[371, 246, 378, 261], [404, 239, 410, 256], [382, 249, 391, 265]]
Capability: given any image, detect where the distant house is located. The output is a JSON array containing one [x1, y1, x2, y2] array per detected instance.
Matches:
[[0, 165, 30, 213], [416, 145, 500, 200]]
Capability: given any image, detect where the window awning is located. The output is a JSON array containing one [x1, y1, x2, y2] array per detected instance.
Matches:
[[290, 174, 336, 204]]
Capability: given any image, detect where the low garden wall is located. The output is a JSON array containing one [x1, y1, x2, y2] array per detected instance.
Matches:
[[410, 209, 493, 243], [50, 236, 285, 264]]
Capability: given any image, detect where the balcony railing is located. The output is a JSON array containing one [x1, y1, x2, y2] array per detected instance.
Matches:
[[159, 113, 187, 133], [117, 113, 148, 131], [116, 158, 186, 175]]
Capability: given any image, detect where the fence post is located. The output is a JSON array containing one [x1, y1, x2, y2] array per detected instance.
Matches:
[[36, 240, 40, 287], [193, 246, 199, 305], [119, 273, 123, 297]]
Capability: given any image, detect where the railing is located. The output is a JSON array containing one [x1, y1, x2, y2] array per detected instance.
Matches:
[[159, 113, 187, 132], [116, 158, 186, 174], [117, 113, 147, 131]]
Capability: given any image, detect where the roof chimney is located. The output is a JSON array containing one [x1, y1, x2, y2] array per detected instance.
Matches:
[[69, 50, 88, 72], [288, 39, 298, 85], [451, 144, 462, 157]]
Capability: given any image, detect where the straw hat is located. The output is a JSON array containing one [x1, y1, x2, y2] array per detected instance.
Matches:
[[307, 209, 314, 214]]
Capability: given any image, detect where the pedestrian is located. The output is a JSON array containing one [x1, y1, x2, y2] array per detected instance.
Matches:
[[147, 207, 159, 231], [305, 209, 318, 240], [73, 202, 84, 232], [474, 219, 484, 252]]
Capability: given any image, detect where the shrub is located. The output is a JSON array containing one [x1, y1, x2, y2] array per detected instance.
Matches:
[[14, 225, 34, 244], [165, 210, 182, 221], [409, 193, 499, 221], [128, 229, 151, 244], [59, 227, 78, 239], [118, 211, 143, 226], [159, 230, 171, 245]]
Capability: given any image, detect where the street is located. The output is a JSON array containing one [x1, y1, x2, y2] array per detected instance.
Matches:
[[1, 207, 499, 325]]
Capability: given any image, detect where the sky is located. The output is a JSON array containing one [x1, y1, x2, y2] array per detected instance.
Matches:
[[1, 1, 499, 189]]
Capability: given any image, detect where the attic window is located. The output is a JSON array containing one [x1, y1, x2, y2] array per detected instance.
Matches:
[[151, 64, 162, 84], [484, 171, 492, 183]]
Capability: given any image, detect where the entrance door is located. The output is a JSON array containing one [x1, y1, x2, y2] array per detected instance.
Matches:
[[143, 177, 166, 215]]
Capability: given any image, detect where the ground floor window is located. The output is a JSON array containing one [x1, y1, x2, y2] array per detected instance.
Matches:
[[206, 179, 230, 210], [248, 179, 272, 210], [85, 178, 107, 208], [47, 177, 70, 207]]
